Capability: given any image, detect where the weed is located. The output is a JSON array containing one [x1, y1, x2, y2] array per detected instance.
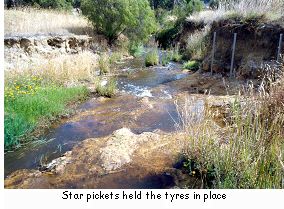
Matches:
[[4, 78, 89, 151], [95, 78, 117, 98], [98, 53, 111, 75], [145, 48, 159, 67], [185, 27, 210, 60], [183, 60, 200, 70]]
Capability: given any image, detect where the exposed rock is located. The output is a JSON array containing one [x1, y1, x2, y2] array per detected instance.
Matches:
[[4, 128, 188, 189], [5, 35, 93, 55], [100, 128, 157, 171]]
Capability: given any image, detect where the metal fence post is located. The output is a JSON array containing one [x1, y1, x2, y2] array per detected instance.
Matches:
[[211, 32, 217, 75], [277, 33, 283, 62], [230, 33, 237, 78]]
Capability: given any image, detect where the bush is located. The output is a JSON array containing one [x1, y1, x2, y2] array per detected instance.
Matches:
[[145, 48, 159, 66], [81, 0, 157, 44], [183, 60, 200, 70], [21, 0, 74, 10], [185, 27, 209, 60], [129, 43, 144, 57]]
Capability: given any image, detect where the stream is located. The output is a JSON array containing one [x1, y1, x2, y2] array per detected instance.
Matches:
[[4, 56, 193, 179]]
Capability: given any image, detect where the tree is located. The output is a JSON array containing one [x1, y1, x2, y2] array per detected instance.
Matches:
[[18, 0, 74, 10], [81, 0, 157, 44]]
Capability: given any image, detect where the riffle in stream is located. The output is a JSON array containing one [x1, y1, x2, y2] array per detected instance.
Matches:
[[5, 57, 205, 188]]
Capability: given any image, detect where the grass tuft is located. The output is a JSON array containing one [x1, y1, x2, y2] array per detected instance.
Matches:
[[145, 48, 159, 67]]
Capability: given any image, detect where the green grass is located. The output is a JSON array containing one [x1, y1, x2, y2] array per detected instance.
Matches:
[[160, 52, 171, 66], [129, 43, 144, 57], [95, 78, 117, 98], [171, 46, 182, 62], [183, 60, 200, 70], [145, 48, 159, 67], [4, 84, 89, 151]]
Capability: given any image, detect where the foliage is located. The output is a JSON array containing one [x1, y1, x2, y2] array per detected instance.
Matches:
[[145, 48, 159, 66], [183, 60, 200, 70], [81, 0, 157, 44], [178, 67, 284, 188], [156, 18, 184, 49], [172, 0, 204, 18], [148, 0, 174, 10], [160, 51, 171, 66], [185, 27, 209, 60], [129, 43, 145, 57], [21, 0, 74, 10], [4, 76, 89, 150], [95, 78, 117, 97], [171, 45, 182, 62], [98, 53, 111, 75]]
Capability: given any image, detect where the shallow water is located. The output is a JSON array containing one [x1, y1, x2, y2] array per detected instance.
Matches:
[[4, 57, 192, 178]]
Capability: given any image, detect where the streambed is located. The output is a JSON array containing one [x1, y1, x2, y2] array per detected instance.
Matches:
[[4, 57, 193, 179]]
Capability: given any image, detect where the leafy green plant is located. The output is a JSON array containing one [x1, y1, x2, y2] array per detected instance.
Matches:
[[4, 80, 89, 151], [145, 48, 159, 67], [81, 0, 157, 43], [129, 43, 145, 57], [183, 60, 200, 70]]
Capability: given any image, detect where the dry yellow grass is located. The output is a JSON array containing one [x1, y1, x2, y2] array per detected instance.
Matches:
[[188, 0, 284, 25], [4, 8, 93, 35], [5, 51, 99, 86]]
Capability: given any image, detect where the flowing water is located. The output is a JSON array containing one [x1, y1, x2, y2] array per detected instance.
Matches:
[[4, 56, 194, 179]]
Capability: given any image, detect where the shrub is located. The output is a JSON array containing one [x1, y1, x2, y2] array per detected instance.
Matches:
[[81, 0, 157, 44], [183, 60, 200, 70], [145, 48, 159, 66], [185, 27, 209, 60], [22, 0, 74, 10], [129, 43, 144, 57]]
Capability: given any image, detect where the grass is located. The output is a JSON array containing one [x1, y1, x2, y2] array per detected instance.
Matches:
[[183, 60, 200, 70], [109, 51, 123, 64], [185, 26, 209, 60], [129, 43, 144, 57], [4, 7, 93, 35], [4, 51, 99, 151], [188, 0, 284, 25], [5, 51, 98, 86], [98, 53, 111, 75], [176, 63, 284, 188], [145, 48, 159, 67], [4, 77, 89, 151], [95, 78, 117, 98], [171, 45, 182, 62]]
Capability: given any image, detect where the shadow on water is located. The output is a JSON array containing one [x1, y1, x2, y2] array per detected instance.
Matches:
[[4, 57, 191, 178]]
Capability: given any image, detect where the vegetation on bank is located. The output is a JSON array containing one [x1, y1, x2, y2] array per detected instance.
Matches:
[[178, 63, 284, 188], [145, 48, 159, 66], [4, 76, 89, 150]]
